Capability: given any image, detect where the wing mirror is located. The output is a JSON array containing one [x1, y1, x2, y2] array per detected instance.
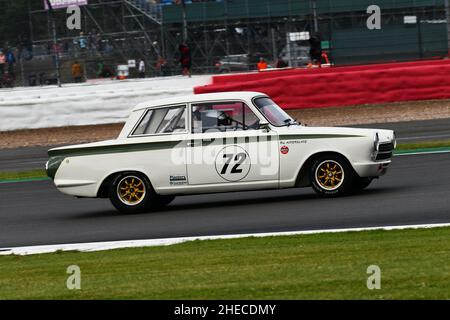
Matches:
[[259, 121, 271, 132]]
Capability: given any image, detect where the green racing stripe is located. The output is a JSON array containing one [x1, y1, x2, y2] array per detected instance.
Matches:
[[46, 140, 183, 179], [279, 134, 363, 140], [48, 140, 183, 158]]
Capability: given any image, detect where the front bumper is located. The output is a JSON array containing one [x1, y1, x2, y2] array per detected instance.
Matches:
[[353, 160, 391, 178], [371, 132, 396, 161]]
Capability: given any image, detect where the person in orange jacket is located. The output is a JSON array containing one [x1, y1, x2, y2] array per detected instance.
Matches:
[[257, 57, 268, 71], [71, 61, 83, 83]]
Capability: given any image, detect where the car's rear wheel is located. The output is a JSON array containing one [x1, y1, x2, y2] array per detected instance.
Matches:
[[108, 172, 156, 214], [310, 155, 354, 196]]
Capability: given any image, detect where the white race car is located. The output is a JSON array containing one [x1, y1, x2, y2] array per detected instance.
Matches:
[[46, 92, 396, 213]]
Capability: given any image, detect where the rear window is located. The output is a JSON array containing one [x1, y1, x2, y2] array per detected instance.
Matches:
[[132, 106, 186, 136]]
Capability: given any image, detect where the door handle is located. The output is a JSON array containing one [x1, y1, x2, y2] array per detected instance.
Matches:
[[202, 138, 215, 142]]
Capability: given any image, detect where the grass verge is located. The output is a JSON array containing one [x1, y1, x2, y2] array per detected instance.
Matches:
[[0, 169, 48, 182], [396, 140, 450, 151], [1, 227, 450, 299]]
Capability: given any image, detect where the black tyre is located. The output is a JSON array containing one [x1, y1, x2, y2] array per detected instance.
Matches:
[[352, 177, 373, 192], [310, 154, 354, 196], [108, 172, 157, 214]]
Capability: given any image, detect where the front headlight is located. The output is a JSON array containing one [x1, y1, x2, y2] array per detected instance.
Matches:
[[392, 131, 397, 149], [373, 132, 380, 151], [371, 132, 381, 161]]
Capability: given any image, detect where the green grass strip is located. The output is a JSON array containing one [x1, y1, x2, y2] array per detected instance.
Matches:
[[0, 169, 48, 183], [1, 227, 450, 299], [0, 177, 50, 184], [396, 140, 450, 151], [395, 146, 450, 155]]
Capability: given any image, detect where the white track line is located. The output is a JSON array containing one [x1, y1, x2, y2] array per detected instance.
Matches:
[[1, 223, 450, 256], [397, 134, 450, 141], [395, 149, 450, 156]]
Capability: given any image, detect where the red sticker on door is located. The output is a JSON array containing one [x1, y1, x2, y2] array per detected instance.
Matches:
[[280, 146, 289, 154]]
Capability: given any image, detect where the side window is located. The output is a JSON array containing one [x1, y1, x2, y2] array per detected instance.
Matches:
[[191, 101, 260, 133], [244, 105, 260, 128], [132, 106, 186, 136]]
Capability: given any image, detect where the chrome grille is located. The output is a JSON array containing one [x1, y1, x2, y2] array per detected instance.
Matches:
[[376, 142, 394, 160]]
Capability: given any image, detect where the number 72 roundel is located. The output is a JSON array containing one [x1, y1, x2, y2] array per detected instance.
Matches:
[[215, 145, 251, 182]]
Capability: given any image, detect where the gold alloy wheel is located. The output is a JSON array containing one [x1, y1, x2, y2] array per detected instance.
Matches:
[[315, 160, 344, 191], [117, 176, 146, 206]]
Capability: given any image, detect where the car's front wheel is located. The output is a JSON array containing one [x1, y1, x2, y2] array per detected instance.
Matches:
[[310, 155, 354, 196], [108, 172, 156, 214]]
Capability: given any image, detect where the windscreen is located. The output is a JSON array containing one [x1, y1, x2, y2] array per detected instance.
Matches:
[[253, 97, 296, 126]]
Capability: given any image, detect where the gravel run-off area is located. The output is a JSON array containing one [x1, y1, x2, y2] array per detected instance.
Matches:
[[1, 99, 450, 149]]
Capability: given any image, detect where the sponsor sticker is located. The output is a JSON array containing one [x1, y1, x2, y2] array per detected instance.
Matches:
[[170, 175, 187, 185], [280, 146, 289, 154]]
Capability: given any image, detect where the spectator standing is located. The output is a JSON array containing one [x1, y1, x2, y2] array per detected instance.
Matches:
[[0, 51, 6, 76], [179, 44, 191, 77], [5, 48, 16, 77], [104, 38, 113, 54], [321, 51, 330, 65], [102, 65, 113, 78], [1, 71, 14, 88], [52, 42, 62, 58], [72, 61, 83, 83], [20, 37, 33, 61], [156, 55, 167, 76], [138, 59, 146, 78], [89, 31, 95, 50], [28, 73, 37, 86], [97, 35, 105, 52], [38, 72, 47, 86], [309, 35, 322, 66], [89, 31, 100, 54], [73, 37, 79, 57], [96, 61, 104, 78], [257, 57, 268, 71], [276, 56, 288, 68], [78, 32, 88, 54], [62, 40, 69, 54]]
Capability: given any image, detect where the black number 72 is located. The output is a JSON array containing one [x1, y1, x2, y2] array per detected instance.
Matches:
[[221, 153, 246, 174]]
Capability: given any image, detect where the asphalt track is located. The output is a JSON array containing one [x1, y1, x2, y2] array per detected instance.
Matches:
[[0, 152, 449, 248], [352, 118, 450, 142], [1, 118, 449, 172], [0, 145, 51, 172]]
